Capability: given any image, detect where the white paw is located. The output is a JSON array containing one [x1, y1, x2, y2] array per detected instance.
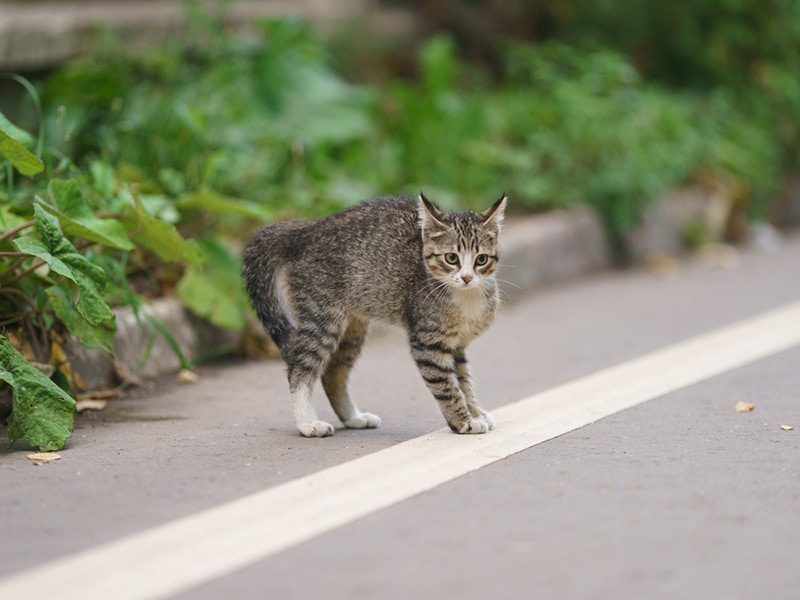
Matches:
[[298, 420, 335, 438], [344, 412, 382, 430], [456, 417, 490, 434], [478, 410, 495, 430]]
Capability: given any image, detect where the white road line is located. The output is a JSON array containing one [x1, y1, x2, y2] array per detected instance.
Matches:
[[3, 300, 800, 599]]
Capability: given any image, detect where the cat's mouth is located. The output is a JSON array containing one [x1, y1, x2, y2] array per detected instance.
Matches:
[[453, 276, 480, 289]]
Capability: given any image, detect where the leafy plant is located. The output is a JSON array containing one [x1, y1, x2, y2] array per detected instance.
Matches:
[[0, 335, 75, 451], [1, 79, 199, 450]]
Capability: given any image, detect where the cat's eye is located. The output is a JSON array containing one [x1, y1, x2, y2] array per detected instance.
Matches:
[[444, 252, 460, 265], [474, 254, 489, 266]]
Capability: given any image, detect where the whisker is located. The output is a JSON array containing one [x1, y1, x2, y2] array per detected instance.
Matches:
[[495, 277, 522, 290], [421, 279, 451, 304]]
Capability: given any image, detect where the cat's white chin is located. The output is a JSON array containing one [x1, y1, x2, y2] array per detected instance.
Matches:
[[451, 280, 482, 291]]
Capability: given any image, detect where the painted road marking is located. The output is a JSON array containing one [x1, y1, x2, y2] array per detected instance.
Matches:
[[2, 299, 800, 599]]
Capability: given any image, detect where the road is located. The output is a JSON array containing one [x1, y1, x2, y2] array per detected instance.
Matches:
[[2, 234, 799, 599]]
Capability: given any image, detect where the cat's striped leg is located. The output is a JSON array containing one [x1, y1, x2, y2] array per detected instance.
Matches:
[[322, 319, 381, 430], [454, 349, 495, 430], [284, 317, 347, 437], [410, 336, 490, 434]]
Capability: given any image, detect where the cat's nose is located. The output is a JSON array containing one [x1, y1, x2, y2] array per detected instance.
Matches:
[[462, 273, 473, 284]]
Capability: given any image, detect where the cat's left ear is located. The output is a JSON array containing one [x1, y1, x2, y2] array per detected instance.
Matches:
[[480, 194, 507, 228]]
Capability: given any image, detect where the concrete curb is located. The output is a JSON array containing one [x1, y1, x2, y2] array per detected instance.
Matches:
[[67, 207, 611, 390], [499, 207, 610, 301], [0, 0, 412, 71]]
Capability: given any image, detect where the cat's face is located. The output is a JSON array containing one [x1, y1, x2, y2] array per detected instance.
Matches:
[[418, 194, 506, 292]]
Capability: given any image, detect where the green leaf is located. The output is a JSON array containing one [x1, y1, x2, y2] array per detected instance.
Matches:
[[33, 202, 75, 253], [121, 191, 201, 266], [177, 189, 272, 221], [175, 238, 247, 331], [0, 128, 44, 177], [43, 179, 135, 251], [1, 335, 75, 451], [12, 235, 74, 280], [45, 285, 117, 355], [12, 205, 114, 326], [90, 160, 116, 196], [0, 109, 36, 149], [177, 267, 246, 331]]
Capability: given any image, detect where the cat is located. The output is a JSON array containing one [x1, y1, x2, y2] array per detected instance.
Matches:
[[242, 193, 507, 437]]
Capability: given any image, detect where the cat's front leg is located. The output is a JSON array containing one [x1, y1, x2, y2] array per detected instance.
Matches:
[[454, 350, 495, 430], [410, 339, 490, 434]]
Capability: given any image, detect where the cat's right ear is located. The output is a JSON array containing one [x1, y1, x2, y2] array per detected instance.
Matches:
[[417, 193, 447, 230]]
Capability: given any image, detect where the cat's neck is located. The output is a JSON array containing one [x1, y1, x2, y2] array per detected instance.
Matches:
[[450, 283, 492, 319]]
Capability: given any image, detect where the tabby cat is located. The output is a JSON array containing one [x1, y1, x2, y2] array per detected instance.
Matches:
[[242, 193, 506, 437]]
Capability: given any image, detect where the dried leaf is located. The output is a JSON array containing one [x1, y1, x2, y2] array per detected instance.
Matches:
[[780, 425, 794, 431], [735, 401, 754, 413], [177, 369, 198, 384], [645, 252, 680, 278], [75, 399, 108, 413], [27, 452, 61, 462], [77, 389, 123, 401]]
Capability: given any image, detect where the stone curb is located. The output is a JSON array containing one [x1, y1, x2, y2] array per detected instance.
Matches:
[[67, 207, 611, 390], [0, 0, 412, 71]]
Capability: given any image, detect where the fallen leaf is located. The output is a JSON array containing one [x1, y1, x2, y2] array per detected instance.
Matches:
[[735, 401, 755, 413], [27, 452, 61, 462], [780, 425, 794, 431], [75, 399, 108, 413], [77, 389, 123, 401], [645, 252, 680, 278], [177, 369, 198, 384]]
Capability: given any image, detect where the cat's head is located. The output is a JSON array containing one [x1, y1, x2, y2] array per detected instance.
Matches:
[[418, 193, 507, 291]]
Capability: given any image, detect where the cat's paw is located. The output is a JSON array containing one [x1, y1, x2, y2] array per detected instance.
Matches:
[[298, 420, 335, 438], [467, 404, 495, 430], [455, 417, 491, 434], [344, 412, 382, 430], [477, 410, 495, 430]]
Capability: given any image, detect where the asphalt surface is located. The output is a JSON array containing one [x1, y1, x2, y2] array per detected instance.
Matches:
[[2, 234, 799, 599]]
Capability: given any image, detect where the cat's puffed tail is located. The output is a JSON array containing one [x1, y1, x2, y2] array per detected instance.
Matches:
[[242, 220, 307, 351]]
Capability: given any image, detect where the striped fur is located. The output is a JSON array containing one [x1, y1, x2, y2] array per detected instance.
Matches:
[[242, 193, 506, 437]]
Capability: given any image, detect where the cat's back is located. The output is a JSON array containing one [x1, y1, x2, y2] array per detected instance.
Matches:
[[312, 196, 419, 244], [293, 197, 423, 318], [249, 196, 417, 256]]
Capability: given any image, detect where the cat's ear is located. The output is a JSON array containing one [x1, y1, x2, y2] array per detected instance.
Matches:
[[417, 193, 447, 230], [480, 194, 507, 227]]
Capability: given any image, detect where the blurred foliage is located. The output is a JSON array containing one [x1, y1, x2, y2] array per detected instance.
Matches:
[[409, 0, 800, 171], [36, 8, 792, 240]]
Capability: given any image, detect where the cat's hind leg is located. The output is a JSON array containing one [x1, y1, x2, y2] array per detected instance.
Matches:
[[290, 381, 334, 437], [321, 319, 381, 430], [284, 316, 348, 437]]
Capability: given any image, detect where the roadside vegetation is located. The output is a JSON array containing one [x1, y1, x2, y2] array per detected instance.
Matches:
[[2, 1, 798, 449]]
